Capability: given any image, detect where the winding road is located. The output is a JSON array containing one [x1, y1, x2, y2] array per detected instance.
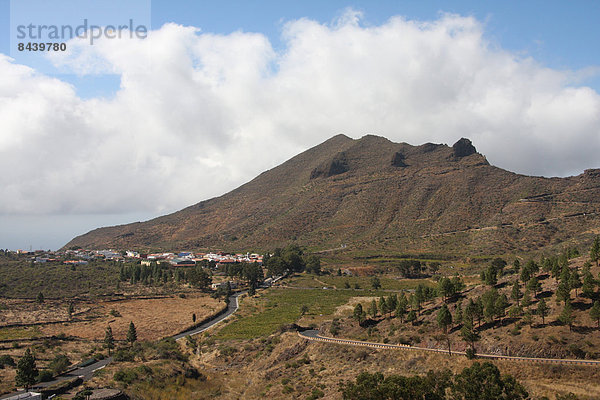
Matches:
[[299, 329, 600, 366], [1, 292, 243, 399]]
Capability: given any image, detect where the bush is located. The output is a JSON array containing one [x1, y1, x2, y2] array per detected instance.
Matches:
[[37, 369, 54, 382], [465, 348, 476, 359], [49, 354, 71, 375], [113, 347, 136, 362], [109, 309, 121, 317], [0, 354, 15, 368], [114, 368, 138, 384]]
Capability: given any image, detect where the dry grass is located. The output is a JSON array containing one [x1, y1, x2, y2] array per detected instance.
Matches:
[[41, 294, 223, 341]]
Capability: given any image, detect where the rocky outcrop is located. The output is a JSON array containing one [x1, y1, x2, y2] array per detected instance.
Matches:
[[452, 138, 477, 158]]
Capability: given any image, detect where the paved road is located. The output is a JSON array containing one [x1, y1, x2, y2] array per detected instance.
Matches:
[[1, 292, 243, 399], [299, 330, 600, 366], [173, 291, 242, 340]]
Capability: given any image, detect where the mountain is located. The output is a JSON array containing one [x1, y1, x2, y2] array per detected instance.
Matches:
[[64, 134, 600, 256]]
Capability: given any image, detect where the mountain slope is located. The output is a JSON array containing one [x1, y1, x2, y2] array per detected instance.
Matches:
[[64, 135, 600, 255]]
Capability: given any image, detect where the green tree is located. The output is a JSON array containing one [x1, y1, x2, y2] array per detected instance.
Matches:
[[387, 294, 398, 314], [127, 321, 137, 345], [369, 299, 378, 318], [464, 299, 477, 327], [451, 362, 528, 400], [511, 280, 521, 306], [300, 304, 309, 316], [104, 325, 115, 355], [439, 277, 454, 303], [48, 354, 70, 375], [570, 269, 582, 297], [513, 259, 521, 274], [454, 301, 463, 326], [482, 289, 499, 323], [15, 348, 38, 391], [582, 271, 596, 298], [36, 292, 44, 304], [395, 295, 407, 322], [558, 302, 574, 331], [304, 255, 321, 275], [371, 276, 381, 290], [67, 302, 74, 320], [437, 304, 453, 355], [536, 298, 549, 325], [523, 310, 533, 327], [590, 301, 600, 329], [406, 310, 417, 324], [481, 264, 498, 286], [494, 294, 509, 323], [527, 277, 541, 299], [591, 235, 600, 267], [378, 296, 387, 317], [556, 280, 571, 305], [521, 289, 532, 308], [353, 303, 366, 325], [460, 319, 479, 352]]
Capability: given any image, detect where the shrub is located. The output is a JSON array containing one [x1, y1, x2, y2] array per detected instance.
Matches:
[[0, 355, 15, 368], [113, 368, 138, 384], [37, 370, 54, 382], [113, 347, 135, 362], [48, 354, 70, 375]]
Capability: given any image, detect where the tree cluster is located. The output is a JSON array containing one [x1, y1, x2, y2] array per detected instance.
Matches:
[[340, 362, 528, 400], [264, 244, 321, 276]]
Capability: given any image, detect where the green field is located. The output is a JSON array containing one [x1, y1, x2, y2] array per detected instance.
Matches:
[[215, 288, 376, 340]]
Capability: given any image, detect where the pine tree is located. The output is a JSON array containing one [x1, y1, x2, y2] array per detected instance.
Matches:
[[460, 319, 479, 351], [127, 321, 137, 345], [15, 348, 38, 391], [67, 302, 74, 320], [378, 296, 387, 317], [454, 301, 463, 326], [353, 303, 366, 325], [591, 235, 600, 267], [387, 294, 398, 315], [464, 299, 476, 326], [437, 304, 453, 355], [521, 289, 532, 308], [590, 301, 600, 329], [537, 298, 549, 325], [513, 259, 521, 275], [582, 271, 596, 298], [104, 326, 115, 355], [570, 269, 582, 297], [494, 294, 509, 324], [527, 277, 541, 299], [36, 292, 44, 304], [395, 295, 407, 322], [511, 280, 521, 306], [369, 299, 378, 318], [556, 280, 571, 305], [558, 302, 574, 331]]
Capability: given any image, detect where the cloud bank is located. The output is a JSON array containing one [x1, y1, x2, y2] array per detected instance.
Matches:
[[1, 12, 599, 219]]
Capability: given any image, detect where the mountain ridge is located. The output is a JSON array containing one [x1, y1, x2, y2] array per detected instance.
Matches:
[[64, 134, 600, 255]]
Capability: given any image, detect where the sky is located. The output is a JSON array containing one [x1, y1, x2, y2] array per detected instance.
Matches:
[[0, 0, 599, 251]]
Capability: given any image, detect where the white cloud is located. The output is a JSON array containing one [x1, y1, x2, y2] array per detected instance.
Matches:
[[1, 12, 599, 223]]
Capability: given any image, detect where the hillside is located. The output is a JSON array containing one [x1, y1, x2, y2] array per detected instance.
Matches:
[[64, 134, 600, 255]]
